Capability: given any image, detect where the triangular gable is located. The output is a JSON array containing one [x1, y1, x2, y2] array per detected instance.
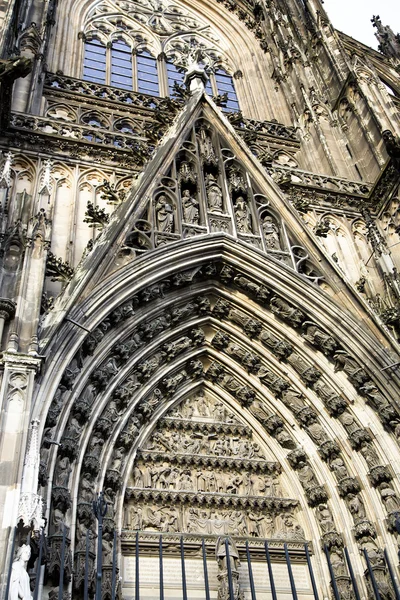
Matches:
[[40, 88, 370, 343]]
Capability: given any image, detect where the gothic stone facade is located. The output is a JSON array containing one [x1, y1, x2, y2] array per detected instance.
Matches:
[[0, 0, 400, 599]]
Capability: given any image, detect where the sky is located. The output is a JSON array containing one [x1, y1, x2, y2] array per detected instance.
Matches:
[[323, 0, 400, 50]]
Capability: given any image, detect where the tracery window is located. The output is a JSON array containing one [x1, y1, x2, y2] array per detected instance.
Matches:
[[83, 38, 160, 96], [81, 1, 240, 110]]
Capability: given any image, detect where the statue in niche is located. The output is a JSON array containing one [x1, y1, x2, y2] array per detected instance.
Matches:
[[182, 189, 199, 224], [216, 536, 244, 600], [316, 504, 335, 533], [228, 168, 246, 195], [346, 494, 366, 521], [206, 174, 223, 212], [379, 483, 400, 513], [262, 215, 282, 250], [54, 456, 72, 488], [198, 127, 217, 165], [9, 545, 32, 600], [329, 457, 348, 480], [111, 447, 125, 472], [155, 194, 174, 232], [360, 442, 381, 469], [234, 197, 252, 234]]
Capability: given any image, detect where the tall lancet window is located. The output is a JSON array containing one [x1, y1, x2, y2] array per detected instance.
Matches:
[[137, 50, 159, 96], [166, 59, 184, 97], [83, 38, 106, 84], [214, 68, 240, 112], [111, 40, 133, 90]]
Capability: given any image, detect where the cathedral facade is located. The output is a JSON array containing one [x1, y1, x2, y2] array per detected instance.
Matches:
[[0, 0, 400, 599]]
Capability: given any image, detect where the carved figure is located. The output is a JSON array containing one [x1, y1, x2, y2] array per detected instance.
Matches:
[[182, 189, 199, 224], [270, 296, 304, 327], [329, 457, 348, 480], [9, 545, 32, 600], [333, 352, 369, 386], [379, 484, 400, 513], [262, 216, 281, 250], [234, 197, 252, 234], [302, 323, 337, 355], [297, 460, 317, 489], [360, 443, 381, 469], [54, 457, 71, 487], [216, 536, 243, 600], [316, 504, 335, 533], [155, 195, 174, 232], [129, 507, 142, 530], [207, 175, 223, 212], [347, 494, 366, 520], [248, 512, 264, 537]]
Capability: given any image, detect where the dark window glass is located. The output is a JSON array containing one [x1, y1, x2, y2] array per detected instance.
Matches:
[[137, 51, 159, 96], [83, 39, 106, 83], [111, 40, 133, 90], [214, 68, 240, 112], [166, 59, 184, 96]]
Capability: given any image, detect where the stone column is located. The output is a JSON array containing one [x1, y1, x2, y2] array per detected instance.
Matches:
[[0, 352, 42, 595], [0, 299, 15, 350]]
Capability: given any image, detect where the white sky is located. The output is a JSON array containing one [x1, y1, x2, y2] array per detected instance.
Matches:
[[323, 0, 400, 50]]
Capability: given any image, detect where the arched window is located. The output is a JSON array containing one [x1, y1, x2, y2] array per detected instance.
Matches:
[[111, 40, 133, 90], [137, 50, 159, 96], [82, 41, 239, 110], [83, 38, 106, 84], [214, 68, 239, 112], [166, 59, 184, 97]]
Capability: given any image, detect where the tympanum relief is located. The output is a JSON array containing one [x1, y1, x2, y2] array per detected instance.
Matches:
[[124, 392, 303, 541]]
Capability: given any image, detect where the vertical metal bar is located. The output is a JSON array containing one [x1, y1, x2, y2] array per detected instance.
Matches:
[[202, 539, 210, 600], [225, 537, 235, 600], [84, 529, 90, 600], [384, 548, 400, 600], [111, 530, 117, 600], [33, 531, 44, 600], [135, 532, 140, 600], [58, 525, 67, 600], [363, 548, 381, 600], [159, 536, 164, 600], [246, 541, 257, 600], [264, 541, 277, 600], [304, 544, 319, 600], [284, 543, 298, 600], [94, 492, 107, 600], [344, 547, 361, 600], [324, 545, 340, 600], [180, 537, 188, 600], [4, 527, 17, 600]]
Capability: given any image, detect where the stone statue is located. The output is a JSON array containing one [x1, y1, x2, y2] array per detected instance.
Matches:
[[216, 536, 244, 600], [9, 545, 32, 600], [262, 216, 281, 250], [155, 195, 174, 232], [234, 197, 252, 234], [206, 175, 223, 212], [182, 189, 199, 224]]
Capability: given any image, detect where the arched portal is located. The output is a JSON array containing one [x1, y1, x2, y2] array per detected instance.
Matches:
[[33, 237, 400, 600]]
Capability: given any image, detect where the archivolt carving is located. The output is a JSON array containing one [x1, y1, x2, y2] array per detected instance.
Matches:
[[35, 253, 400, 600]]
